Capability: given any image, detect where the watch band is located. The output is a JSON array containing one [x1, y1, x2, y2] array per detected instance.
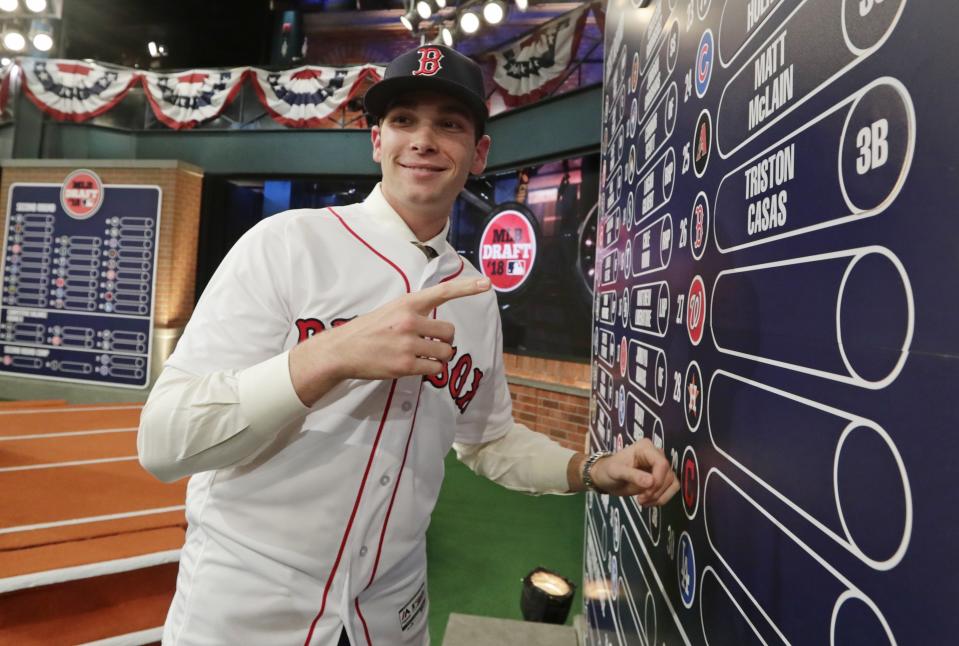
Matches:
[[582, 451, 612, 493]]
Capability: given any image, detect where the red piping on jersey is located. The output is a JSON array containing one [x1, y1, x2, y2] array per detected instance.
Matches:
[[353, 258, 465, 645], [303, 207, 412, 646]]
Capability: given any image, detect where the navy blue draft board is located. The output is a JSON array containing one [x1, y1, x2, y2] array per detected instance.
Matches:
[[0, 177, 161, 388], [586, 0, 957, 644]]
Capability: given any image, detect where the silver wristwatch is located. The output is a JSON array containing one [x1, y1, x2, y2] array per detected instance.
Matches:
[[582, 451, 612, 493]]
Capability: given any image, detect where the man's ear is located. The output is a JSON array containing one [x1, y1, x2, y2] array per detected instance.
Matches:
[[470, 134, 492, 175], [371, 125, 382, 164]]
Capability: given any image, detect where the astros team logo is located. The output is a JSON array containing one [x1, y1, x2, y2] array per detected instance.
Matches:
[[61, 169, 104, 220], [695, 30, 714, 98], [687, 275, 706, 345], [693, 109, 712, 178], [684, 360, 703, 432], [412, 47, 444, 77]]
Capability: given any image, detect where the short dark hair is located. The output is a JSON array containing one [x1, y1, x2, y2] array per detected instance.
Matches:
[[376, 93, 486, 141]]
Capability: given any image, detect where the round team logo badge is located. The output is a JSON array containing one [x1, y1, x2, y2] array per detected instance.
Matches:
[[630, 51, 640, 94], [617, 385, 626, 427], [478, 204, 538, 293], [684, 360, 703, 432], [695, 29, 714, 98], [61, 169, 104, 220], [690, 191, 710, 260], [678, 531, 696, 608], [693, 109, 712, 178], [687, 275, 707, 345], [681, 446, 700, 519], [619, 337, 628, 378]]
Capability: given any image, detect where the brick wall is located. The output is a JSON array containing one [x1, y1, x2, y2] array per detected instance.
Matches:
[[504, 353, 591, 453]]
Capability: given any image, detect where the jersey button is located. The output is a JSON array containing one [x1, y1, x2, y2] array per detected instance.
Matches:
[[359, 545, 368, 557], [380, 474, 391, 486], [401, 401, 413, 412]]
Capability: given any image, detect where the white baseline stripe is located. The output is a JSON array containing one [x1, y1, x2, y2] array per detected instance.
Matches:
[[0, 404, 143, 415], [0, 550, 180, 594], [0, 427, 137, 441], [0, 505, 185, 535], [79, 627, 164, 646], [0, 456, 138, 473]]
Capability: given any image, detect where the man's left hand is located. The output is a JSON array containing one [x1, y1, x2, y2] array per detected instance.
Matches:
[[589, 439, 679, 506]]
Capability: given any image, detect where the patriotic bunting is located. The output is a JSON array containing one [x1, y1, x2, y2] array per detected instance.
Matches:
[[250, 64, 382, 127], [490, 4, 591, 106], [19, 58, 139, 121], [141, 67, 248, 129]]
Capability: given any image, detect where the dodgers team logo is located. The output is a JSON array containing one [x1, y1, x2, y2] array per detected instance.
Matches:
[[412, 47, 444, 77], [677, 531, 696, 608], [695, 30, 714, 98], [60, 169, 104, 220]]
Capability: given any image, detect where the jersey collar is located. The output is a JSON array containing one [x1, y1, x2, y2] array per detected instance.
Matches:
[[363, 183, 452, 253]]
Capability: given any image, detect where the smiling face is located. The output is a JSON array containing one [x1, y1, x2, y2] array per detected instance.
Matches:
[[371, 91, 491, 240]]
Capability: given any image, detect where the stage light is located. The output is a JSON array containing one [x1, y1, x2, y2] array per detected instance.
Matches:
[[25, 0, 46, 12], [436, 0, 446, 7], [483, 0, 506, 24], [459, 9, 480, 34], [1, 57, 9, 66], [32, 31, 51, 51], [515, 0, 529, 10], [148, 41, 158, 57], [3, 31, 25, 51], [441, 23, 455, 47], [0, 0, 16, 12], [416, 0, 432, 20], [520, 568, 575, 624]]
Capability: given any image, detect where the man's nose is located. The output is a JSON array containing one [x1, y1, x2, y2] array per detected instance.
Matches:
[[409, 126, 438, 153]]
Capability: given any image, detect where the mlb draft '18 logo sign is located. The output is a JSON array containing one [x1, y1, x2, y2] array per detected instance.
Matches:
[[61, 169, 104, 220], [478, 204, 538, 293]]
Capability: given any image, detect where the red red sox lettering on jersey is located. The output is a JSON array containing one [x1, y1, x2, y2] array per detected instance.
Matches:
[[294, 315, 484, 414]]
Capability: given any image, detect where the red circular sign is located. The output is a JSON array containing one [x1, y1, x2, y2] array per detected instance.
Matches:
[[478, 207, 537, 293], [61, 169, 104, 220], [687, 275, 706, 345]]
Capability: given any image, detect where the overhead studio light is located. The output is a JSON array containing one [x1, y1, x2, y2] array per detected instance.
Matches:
[[441, 23, 455, 47], [483, 0, 507, 24], [32, 31, 51, 51], [515, 0, 529, 11], [0, 0, 17, 13], [3, 30, 25, 51], [459, 9, 480, 34], [416, 0, 432, 19], [25, 0, 46, 12], [148, 40, 158, 57], [400, 8, 419, 31], [436, 0, 446, 7], [0, 57, 9, 66]]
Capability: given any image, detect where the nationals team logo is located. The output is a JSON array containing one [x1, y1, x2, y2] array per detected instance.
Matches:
[[686, 275, 706, 345], [478, 203, 538, 293], [61, 169, 104, 220], [695, 29, 714, 98], [412, 47, 444, 77]]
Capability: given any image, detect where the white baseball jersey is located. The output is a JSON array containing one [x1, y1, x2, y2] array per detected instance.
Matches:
[[158, 185, 513, 645]]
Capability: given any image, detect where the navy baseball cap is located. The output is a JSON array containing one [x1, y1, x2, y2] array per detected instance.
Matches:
[[364, 45, 489, 133]]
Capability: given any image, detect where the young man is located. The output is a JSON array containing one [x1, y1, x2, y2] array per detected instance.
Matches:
[[138, 45, 677, 645]]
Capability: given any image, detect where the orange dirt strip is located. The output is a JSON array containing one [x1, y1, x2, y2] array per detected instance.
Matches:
[[0, 402, 187, 643]]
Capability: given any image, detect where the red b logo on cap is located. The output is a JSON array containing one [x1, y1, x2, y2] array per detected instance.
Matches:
[[412, 47, 444, 77]]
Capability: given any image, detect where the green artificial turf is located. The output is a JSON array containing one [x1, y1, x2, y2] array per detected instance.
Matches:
[[426, 451, 585, 643]]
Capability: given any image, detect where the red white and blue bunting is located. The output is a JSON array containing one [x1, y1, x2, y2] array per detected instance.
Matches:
[[251, 64, 383, 127], [19, 58, 139, 121], [490, 3, 591, 107], [141, 67, 249, 130], [14, 57, 384, 128]]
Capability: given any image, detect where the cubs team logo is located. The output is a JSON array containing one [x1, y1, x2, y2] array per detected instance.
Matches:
[[61, 169, 104, 220], [695, 30, 714, 98], [478, 204, 538, 293], [681, 446, 700, 519], [693, 109, 712, 178], [678, 532, 696, 608], [412, 47, 444, 77], [686, 275, 706, 345]]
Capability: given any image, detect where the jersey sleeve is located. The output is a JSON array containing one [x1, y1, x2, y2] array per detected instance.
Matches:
[[166, 215, 297, 375]]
